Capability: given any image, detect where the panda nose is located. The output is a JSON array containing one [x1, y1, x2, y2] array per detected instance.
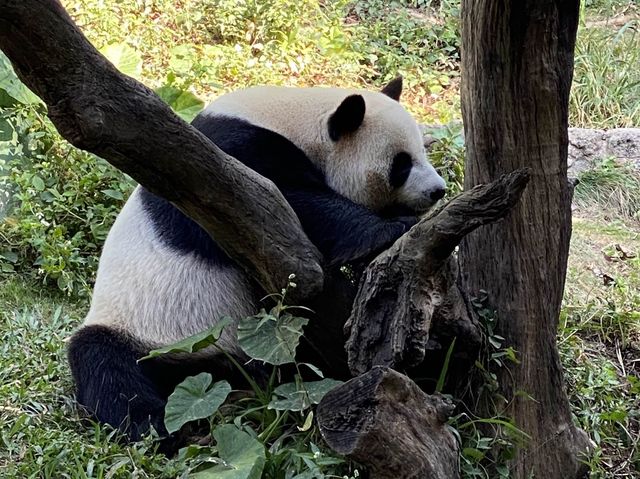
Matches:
[[430, 187, 446, 202]]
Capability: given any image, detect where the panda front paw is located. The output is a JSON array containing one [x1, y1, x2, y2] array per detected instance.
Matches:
[[395, 215, 418, 232]]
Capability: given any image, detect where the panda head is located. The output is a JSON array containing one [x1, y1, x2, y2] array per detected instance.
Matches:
[[322, 77, 446, 214]]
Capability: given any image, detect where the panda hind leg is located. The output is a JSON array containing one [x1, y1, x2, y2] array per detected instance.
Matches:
[[68, 325, 268, 445], [67, 325, 168, 441]]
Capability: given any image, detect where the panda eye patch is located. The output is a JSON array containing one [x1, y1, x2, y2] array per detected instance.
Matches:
[[389, 152, 413, 188]]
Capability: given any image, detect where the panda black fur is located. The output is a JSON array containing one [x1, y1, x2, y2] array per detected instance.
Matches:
[[67, 78, 446, 441]]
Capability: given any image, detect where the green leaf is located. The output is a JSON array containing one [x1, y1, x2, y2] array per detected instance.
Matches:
[[600, 409, 627, 423], [164, 374, 231, 434], [100, 43, 142, 79], [155, 85, 205, 122], [191, 425, 265, 479], [141, 317, 232, 360], [0, 53, 42, 106], [237, 311, 308, 365], [298, 410, 314, 432], [31, 175, 45, 191], [0, 117, 13, 141], [0, 251, 18, 263], [435, 337, 456, 393], [101, 189, 124, 201], [168, 44, 195, 74], [462, 447, 485, 461], [0, 263, 15, 273], [268, 378, 342, 411]]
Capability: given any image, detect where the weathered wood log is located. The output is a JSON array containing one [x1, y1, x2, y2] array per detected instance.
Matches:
[[317, 366, 460, 479], [0, 0, 323, 300], [345, 169, 530, 376], [408, 257, 482, 393]]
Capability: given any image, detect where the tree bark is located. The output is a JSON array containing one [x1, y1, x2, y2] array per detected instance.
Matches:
[[459, 2, 591, 477], [0, 0, 324, 301], [317, 366, 460, 479]]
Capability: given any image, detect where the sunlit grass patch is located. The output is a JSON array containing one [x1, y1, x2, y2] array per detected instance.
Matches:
[[562, 213, 640, 477]]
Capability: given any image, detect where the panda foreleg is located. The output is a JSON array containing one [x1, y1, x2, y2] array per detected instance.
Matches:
[[283, 188, 417, 267], [67, 325, 168, 441]]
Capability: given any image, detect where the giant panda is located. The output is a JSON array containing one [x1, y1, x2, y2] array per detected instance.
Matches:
[[67, 77, 446, 442]]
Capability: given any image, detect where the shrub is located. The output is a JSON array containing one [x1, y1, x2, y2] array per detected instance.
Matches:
[[0, 54, 134, 296]]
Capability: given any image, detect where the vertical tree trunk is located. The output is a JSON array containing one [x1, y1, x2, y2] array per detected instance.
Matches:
[[459, 2, 591, 478]]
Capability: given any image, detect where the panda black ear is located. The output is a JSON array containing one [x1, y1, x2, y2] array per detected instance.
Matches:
[[381, 76, 403, 101], [328, 94, 366, 141]]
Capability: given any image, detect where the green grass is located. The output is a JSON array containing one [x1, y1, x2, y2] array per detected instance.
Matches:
[[570, 3, 640, 128], [573, 157, 640, 223], [582, 0, 638, 17], [0, 277, 185, 478]]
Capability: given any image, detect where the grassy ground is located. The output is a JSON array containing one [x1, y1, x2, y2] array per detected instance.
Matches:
[[0, 280, 189, 478], [570, 1, 640, 128], [560, 158, 640, 477], [561, 217, 640, 477]]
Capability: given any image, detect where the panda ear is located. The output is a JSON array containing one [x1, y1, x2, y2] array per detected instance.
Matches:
[[381, 76, 403, 101], [328, 94, 366, 141]]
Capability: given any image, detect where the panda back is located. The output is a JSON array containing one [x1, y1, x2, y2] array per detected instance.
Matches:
[[84, 187, 260, 352]]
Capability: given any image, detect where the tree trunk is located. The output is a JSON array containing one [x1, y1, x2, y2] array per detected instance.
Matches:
[[459, 2, 591, 477]]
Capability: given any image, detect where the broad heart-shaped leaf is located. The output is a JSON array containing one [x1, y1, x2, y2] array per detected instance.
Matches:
[[268, 378, 343, 412], [100, 43, 142, 79], [164, 374, 231, 434], [155, 85, 205, 122], [237, 311, 309, 365], [140, 317, 232, 360], [190, 425, 265, 479]]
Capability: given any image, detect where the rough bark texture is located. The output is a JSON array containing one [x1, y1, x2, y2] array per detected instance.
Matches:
[[317, 366, 460, 479], [459, 1, 591, 477], [346, 170, 530, 376], [0, 0, 324, 300]]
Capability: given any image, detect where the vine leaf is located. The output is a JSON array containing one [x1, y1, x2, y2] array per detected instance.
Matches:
[[238, 310, 308, 365], [164, 373, 231, 434], [191, 425, 266, 479]]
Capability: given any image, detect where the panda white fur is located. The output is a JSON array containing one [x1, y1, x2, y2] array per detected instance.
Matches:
[[67, 78, 446, 441]]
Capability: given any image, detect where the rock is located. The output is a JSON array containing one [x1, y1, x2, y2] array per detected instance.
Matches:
[[606, 128, 640, 169], [567, 128, 606, 175]]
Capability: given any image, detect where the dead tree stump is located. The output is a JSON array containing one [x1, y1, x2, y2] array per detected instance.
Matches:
[[318, 366, 460, 479]]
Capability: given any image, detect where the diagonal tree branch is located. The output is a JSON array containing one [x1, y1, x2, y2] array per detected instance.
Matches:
[[346, 169, 530, 375], [0, 0, 324, 300]]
